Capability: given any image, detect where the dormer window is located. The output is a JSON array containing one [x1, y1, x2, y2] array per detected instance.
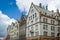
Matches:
[[43, 18, 47, 23]]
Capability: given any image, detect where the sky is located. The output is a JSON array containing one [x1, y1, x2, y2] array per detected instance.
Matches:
[[0, 0, 26, 19], [0, 0, 60, 38]]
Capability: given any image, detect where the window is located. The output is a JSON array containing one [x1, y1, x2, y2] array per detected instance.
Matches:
[[58, 21, 60, 25], [51, 20, 55, 24], [30, 26, 34, 34], [45, 12, 47, 15], [30, 26, 34, 35], [35, 32, 39, 36], [29, 16, 32, 20], [31, 26, 33, 30], [43, 18, 47, 23], [51, 26, 55, 31], [43, 18, 45, 22], [31, 20, 33, 23], [29, 13, 37, 21], [35, 25, 38, 30], [44, 31, 48, 36], [33, 14, 34, 19], [35, 13, 37, 17], [43, 25, 48, 30], [58, 27, 60, 32], [45, 18, 47, 23], [31, 33, 34, 37], [51, 32, 55, 37]]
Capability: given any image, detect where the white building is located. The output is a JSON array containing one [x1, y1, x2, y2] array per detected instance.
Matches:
[[7, 20, 19, 40], [26, 3, 60, 40]]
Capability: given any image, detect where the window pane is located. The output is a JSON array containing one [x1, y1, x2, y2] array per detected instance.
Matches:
[[43, 18, 47, 23], [51, 26, 55, 31], [33, 14, 34, 19], [43, 25, 48, 30], [44, 31, 47, 36], [58, 27, 60, 32], [51, 32, 55, 37]]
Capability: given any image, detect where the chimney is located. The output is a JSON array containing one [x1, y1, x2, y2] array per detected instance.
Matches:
[[46, 5, 48, 10], [57, 9, 59, 13], [39, 3, 42, 8]]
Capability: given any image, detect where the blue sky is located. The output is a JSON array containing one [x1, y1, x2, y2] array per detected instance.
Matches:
[[0, 0, 26, 19]]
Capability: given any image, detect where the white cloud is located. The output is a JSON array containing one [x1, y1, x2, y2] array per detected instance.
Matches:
[[0, 11, 16, 37], [0, 11, 16, 26], [16, 0, 60, 13]]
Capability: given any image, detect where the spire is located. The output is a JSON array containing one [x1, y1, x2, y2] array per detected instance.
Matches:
[[57, 9, 59, 13], [31, 2, 33, 5], [39, 3, 42, 8]]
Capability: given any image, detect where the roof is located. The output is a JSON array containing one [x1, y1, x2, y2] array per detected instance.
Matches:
[[33, 3, 57, 17], [28, 3, 60, 18]]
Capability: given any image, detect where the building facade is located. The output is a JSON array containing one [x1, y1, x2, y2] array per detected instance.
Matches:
[[26, 3, 60, 40], [7, 14, 27, 40], [19, 14, 27, 40], [7, 20, 19, 40]]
